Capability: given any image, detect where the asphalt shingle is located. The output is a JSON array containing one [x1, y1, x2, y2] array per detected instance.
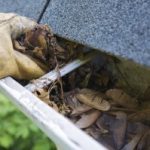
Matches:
[[0, 0, 47, 20], [41, 0, 150, 66]]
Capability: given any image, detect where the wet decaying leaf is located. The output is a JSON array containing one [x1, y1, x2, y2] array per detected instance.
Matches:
[[106, 89, 138, 109], [25, 27, 150, 150], [76, 88, 111, 111]]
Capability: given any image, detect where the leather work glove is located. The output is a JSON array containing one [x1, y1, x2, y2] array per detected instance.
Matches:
[[0, 13, 48, 80]]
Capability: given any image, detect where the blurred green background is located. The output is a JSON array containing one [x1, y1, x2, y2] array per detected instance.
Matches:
[[0, 92, 56, 150]]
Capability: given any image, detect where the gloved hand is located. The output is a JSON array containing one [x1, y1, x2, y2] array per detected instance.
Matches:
[[0, 13, 48, 80]]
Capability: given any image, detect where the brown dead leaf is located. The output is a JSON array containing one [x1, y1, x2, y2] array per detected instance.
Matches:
[[16, 24, 68, 69], [106, 89, 138, 109], [34, 88, 59, 111], [24, 25, 50, 61], [48, 101, 59, 112], [96, 113, 126, 150], [128, 109, 150, 125], [75, 109, 101, 129], [34, 88, 49, 104], [76, 88, 111, 111], [71, 105, 92, 116], [64, 91, 82, 109], [58, 103, 71, 115], [110, 112, 127, 149], [64, 91, 93, 116]]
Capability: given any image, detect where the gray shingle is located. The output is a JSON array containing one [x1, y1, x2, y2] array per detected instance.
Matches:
[[41, 0, 150, 66], [0, 0, 47, 20]]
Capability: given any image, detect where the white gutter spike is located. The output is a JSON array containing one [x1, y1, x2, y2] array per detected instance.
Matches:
[[26, 51, 98, 92], [0, 77, 107, 150]]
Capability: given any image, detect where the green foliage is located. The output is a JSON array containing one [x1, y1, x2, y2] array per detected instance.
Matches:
[[0, 92, 56, 150]]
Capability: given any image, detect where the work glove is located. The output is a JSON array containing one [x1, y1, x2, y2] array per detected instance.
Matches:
[[0, 13, 48, 80]]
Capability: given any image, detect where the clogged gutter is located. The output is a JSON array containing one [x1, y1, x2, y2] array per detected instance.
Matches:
[[14, 24, 150, 150]]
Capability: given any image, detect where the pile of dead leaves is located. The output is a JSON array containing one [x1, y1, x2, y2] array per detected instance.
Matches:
[[34, 63, 150, 150], [13, 25, 76, 70]]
